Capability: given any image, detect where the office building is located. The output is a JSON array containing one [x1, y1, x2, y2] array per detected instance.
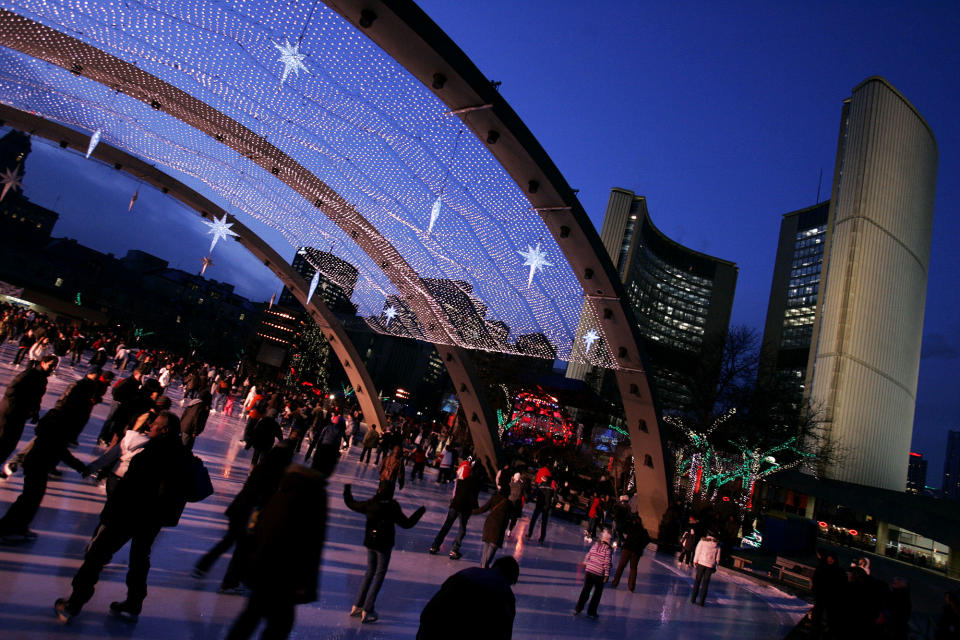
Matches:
[[906, 452, 927, 494], [567, 189, 738, 414]]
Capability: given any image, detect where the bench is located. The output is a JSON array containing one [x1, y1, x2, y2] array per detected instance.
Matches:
[[731, 555, 753, 570], [771, 556, 815, 590]]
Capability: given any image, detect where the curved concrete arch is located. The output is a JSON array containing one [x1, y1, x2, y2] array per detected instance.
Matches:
[[0, 104, 389, 436], [0, 11, 500, 475], [327, 0, 669, 528]]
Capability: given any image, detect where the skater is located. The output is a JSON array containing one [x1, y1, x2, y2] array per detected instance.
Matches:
[[586, 494, 604, 540], [436, 445, 455, 483], [343, 482, 425, 623], [358, 425, 379, 463], [679, 527, 697, 565], [0, 355, 56, 475], [574, 530, 613, 619], [610, 514, 650, 592], [410, 444, 427, 481], [417, 556, 519, 640], [378, 444, 405, 492], [505, 472, 525, 537], [429, 471, 481, 559], [97, 367, 143, 444], [690, 530, 722, 606], [55, 411, 193, 623], [180, 390, 212, 450], [247, 413, 282, 469], [526, 478, 556, 545], [224, 464, 326, 640], [474, 486, 512, 569]]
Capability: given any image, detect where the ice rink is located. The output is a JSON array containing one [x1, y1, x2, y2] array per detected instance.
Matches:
[[0, 349, 806, 638]]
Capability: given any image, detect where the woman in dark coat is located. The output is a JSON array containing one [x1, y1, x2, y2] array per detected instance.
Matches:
[[343, 482, 425, 623], [247, 415, 283, 468], [475, 487, 513, 569], [225, 464, 327, 640], [180, 390, 212, 450], [0, 355, 56, 474]]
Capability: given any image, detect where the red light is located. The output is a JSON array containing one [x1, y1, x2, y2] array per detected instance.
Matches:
[[722, 497, 730, 502], [818, 521, 828, 528], [848, 529, 859, 537], [909, 452, 921, 457]]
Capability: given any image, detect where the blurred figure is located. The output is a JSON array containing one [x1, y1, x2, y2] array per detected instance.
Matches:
[[418, 556, 519, 640]]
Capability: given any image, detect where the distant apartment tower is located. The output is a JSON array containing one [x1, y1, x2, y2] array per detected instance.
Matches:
[[906, 452, 927, 494], [944, 431, 960, 501], [760, 78, 937, 491], [568, 189, 737, 414], [277, 247, 358, 315]]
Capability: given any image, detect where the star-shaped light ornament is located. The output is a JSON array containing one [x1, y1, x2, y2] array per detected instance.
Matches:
[[203, 214, 240, 253], [86, 129, 101, 158], [200, 256, 214, 276], [274, 39, 308, 86], [306, 270, 320, 304], [583, 329, 600, 355], [427, 196, 442, 234], [383, 305, 398, 326], [0, 166, 23, 202], [518, 242, 554, 288]]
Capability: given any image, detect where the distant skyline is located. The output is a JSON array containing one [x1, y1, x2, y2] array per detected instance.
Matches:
[[8, 1, 959, 484]]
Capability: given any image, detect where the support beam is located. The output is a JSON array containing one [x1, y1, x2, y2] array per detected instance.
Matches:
[[437, 345, 499, 479]]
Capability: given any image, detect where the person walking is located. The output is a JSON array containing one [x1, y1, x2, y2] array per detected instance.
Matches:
[[55, 411, 192, 623], [474, 486, 512, 569], [690, 530, 722, 606], [224, 464, 327, 639], [574, 530, 614, 619], [610, 514, 650, 592], [526, 479, 556, 545], [429, 472, 480, 560], [417, 556, 519, 640], [343, 482, 425, 624], [0, 355, 56, 476], [194, 442, 294, 594]]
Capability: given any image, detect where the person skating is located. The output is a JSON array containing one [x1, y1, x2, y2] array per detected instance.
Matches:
[[358, 425, 379, 464], [410, 444, 427, 481], [247, 413, 282, 468], [194, 442, 295, 594], [474, 486, 512, 569], [429, 472, 481, 559], [0, 355, 56, 476], [690, 530, 722, 606], [679, 527, 697, 565], [378, 444, 405, 492], [574, 530, 613, 619], [417, 556, 519, 640], [55, 411, 192, 623], [224, 464, 326, 639], [610, 514, 650, 592], [526, 478, 556, 545], [505, 472, 525, 537], [343, 481, 425, 623], [12, 328, 34, 365], [180, 389, 212, 450], [97, 368, 144, 444]]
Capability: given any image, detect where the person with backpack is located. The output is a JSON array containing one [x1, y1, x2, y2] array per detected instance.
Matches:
[[55, 411, 192, 623], [574, 530, 614, 619], [610, 514, 651, 592], [343, 482, 425, 623]]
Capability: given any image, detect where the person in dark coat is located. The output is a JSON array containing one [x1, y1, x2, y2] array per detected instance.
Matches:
[[103, 378, 162, 445], [429, 472, 481, 559], [417, 556, 519, 640], [12, 328, 34, 365], [343, 482, 425, 624], [810, 549, 847, 635], [55, 411, 191, 623], [0, 355, 56, 475], [180, 389, 212, 450], [97, 368, 143, 444], [247, 415, 283, 468], [526, 480, 556, 545], [378, 445, 405, 492], [610, 514, 651, 591], [475, 487, 513, 569], [225, 464, 327, 640], [194, 441, 295, 592]]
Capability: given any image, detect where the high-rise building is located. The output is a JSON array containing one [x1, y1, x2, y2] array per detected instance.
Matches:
[[567, 189, 738, 414], [944, 431, 960, 501], [277, 247, 358, 315], [760, 78, 937, 491], [906, 452, 927, 494]]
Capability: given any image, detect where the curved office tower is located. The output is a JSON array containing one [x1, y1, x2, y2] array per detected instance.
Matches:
[[808, 77, 938, 490]]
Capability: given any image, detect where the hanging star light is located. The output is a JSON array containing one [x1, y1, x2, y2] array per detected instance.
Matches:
[[200, 255, 214, 276], [203, 213, 240, 253], [427, 195, 442, 233], [86, 128, 101, 158], [583, 329, 600, 355], [518, 242, 553, 288], [306, 270, 320, 304], [383, 305, 398, 326], [274, 39, 309, 86], [128, 186, 139, 211], [0, 166, 23, 202]]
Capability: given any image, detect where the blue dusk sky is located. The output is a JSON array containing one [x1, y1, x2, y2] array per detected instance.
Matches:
[[10, 2, 960, 485]]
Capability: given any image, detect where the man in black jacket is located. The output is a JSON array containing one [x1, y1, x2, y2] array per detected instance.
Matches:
[[55, 411, 191, 624], [429, 473, 480, 560], [418, 556, 519, 640], [0, 354, 56, 476], [97, 367, 143, 444], [610, 514, 651, 592]]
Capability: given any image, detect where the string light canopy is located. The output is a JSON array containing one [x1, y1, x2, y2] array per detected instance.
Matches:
[[0, 0, 617, 368]]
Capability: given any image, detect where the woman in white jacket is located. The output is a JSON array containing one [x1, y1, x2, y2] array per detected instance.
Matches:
[[691, 532, 722, 606]]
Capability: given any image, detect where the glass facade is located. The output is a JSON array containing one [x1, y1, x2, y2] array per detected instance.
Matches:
[[781, 224, 826, 349]]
